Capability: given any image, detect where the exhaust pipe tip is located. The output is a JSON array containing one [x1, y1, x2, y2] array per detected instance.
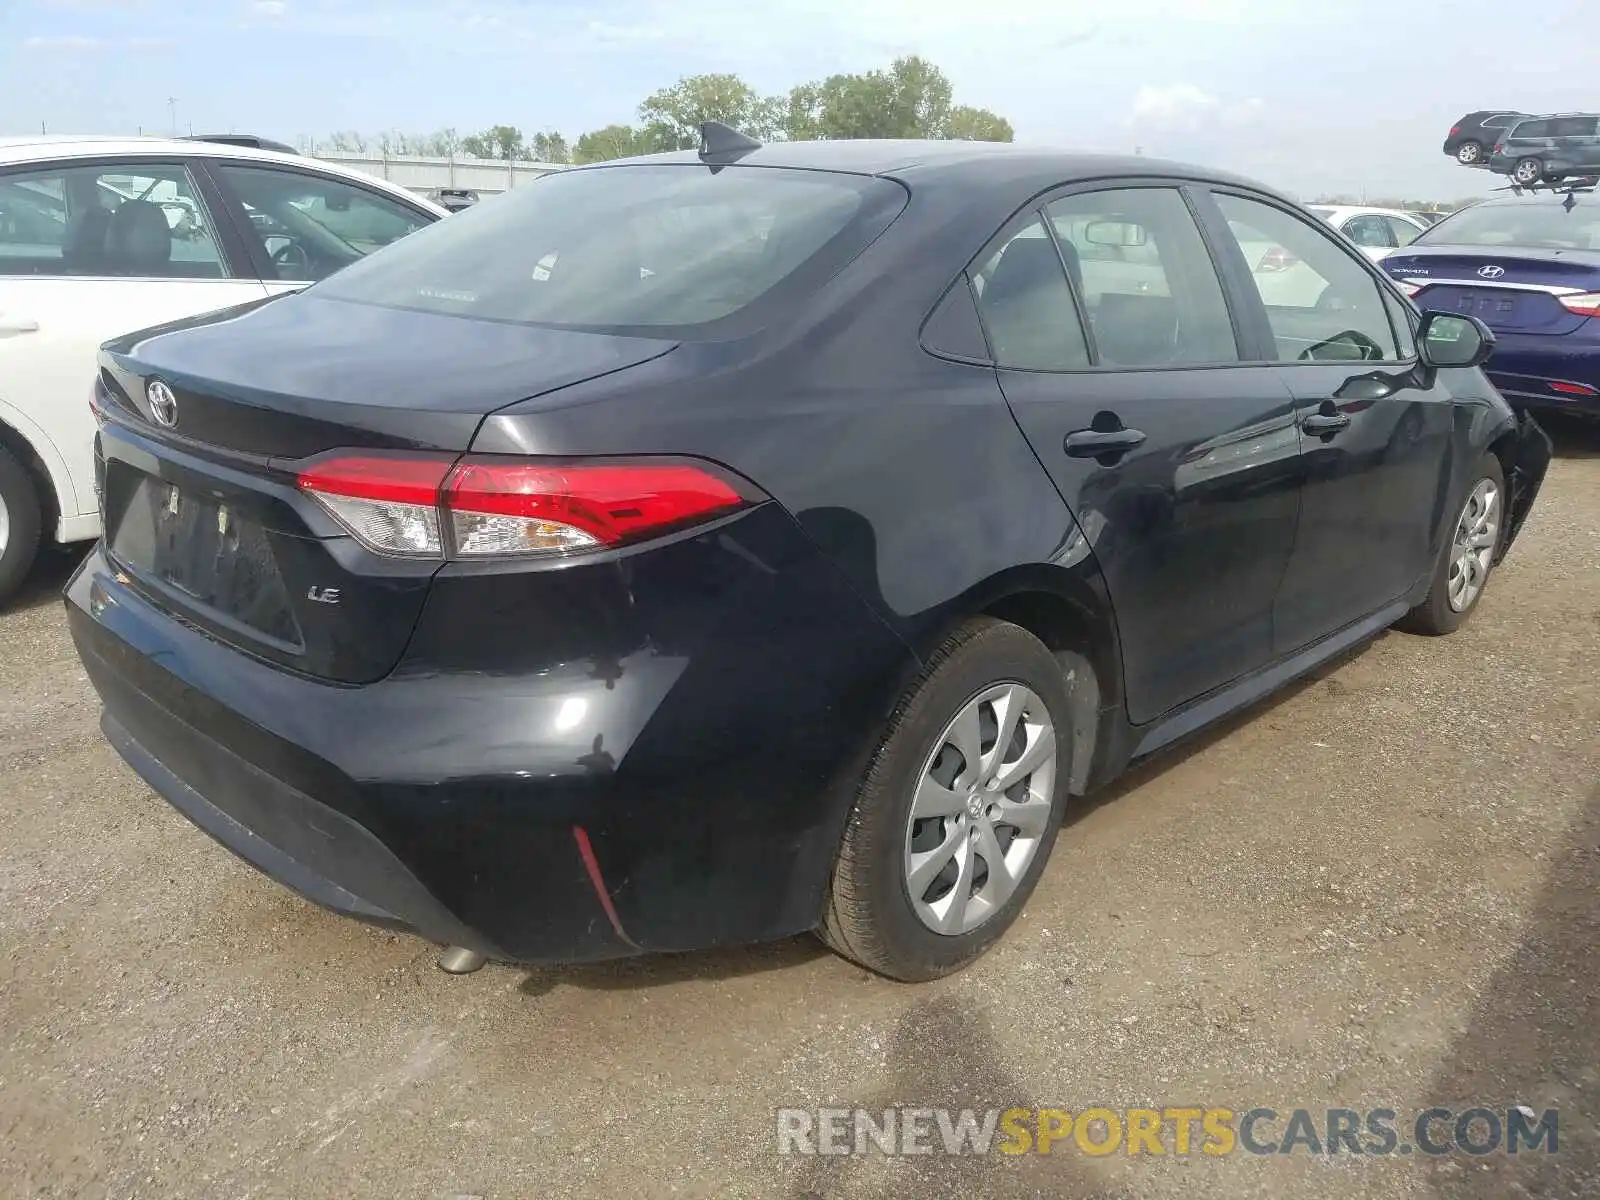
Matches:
[[436, 946, 488, 975]]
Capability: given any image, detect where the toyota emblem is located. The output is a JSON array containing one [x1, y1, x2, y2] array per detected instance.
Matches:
[[1477, 264, 1506, 279], [146, 379, 178, 428]]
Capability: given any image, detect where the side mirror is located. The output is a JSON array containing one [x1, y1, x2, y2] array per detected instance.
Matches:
[[1417, 311, 1495, 369]]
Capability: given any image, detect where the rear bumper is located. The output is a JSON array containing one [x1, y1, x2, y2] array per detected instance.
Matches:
[[1485, 333, 1600, 416], [68, 503, 918, 965]]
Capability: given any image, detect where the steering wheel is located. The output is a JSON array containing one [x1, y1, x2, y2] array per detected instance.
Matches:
[[1300, 329, 1385, 362], [271, 240, 312, 276]]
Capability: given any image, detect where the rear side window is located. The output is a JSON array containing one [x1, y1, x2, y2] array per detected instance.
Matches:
[[970, 215, 1090, 371], [316, 165, 905, 332], [1046, 187, 1239, 367], [0, 162, 226, 279], [1513, 120, 1550, 139]]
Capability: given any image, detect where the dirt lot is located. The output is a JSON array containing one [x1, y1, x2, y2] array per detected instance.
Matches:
[[1, 427, 1596, 1200]]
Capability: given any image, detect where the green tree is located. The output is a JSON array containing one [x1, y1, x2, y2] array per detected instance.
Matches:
[[572, 124, 649, 164], [531, 130, 570, 164], [461, 125, 527, 160], [638, 73, 778, 149], [941, 105, 1014, 142]]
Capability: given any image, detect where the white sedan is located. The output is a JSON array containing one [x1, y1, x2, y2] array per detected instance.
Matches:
[[1306, 205, 1430, 262], [0, 135, 445, 602]]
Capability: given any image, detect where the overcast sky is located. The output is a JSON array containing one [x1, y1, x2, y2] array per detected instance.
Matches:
[[3, 0, 1597, 199]]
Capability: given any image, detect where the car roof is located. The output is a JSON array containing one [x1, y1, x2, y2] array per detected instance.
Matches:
[[0, 135, 448, 214], [585, 139, 1281, 200]]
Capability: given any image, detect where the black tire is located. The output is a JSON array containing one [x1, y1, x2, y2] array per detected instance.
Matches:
[[818, 617, 1071, 981], [0, 444, 43, 608], [1455, 141, 1483, 165], [1513, 157, 1544, 186], [1399, 453, 1506, 636]]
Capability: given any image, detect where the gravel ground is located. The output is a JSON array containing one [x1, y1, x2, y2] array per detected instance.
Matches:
[[0, 425, 1596, 1199]]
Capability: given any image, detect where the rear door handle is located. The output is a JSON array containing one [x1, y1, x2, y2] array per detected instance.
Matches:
[[0, 317, 40, 338], [1301, 412, 1351, 435], [1063, 428, 1147, 457]]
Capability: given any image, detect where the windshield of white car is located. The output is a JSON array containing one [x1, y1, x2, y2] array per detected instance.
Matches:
[[1419, 202, 1600, 250], [314, 164, 907, 334]]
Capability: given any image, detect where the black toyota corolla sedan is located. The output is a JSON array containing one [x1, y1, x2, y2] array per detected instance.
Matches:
[[69, 129, 1551, 982]]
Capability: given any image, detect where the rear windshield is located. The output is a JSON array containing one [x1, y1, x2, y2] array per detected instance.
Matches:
[[1420, 203, 1600, 250], [315, 164, 905, 333]]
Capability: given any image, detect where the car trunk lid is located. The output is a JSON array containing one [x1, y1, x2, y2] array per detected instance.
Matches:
[[95, 294, 679, 684], [1383, 247, 1600, 335]]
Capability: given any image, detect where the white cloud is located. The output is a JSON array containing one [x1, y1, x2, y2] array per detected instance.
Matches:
[[1127, 83, 1220, 127], [23, 34, 106, 48], [252, 0, 287, 15]]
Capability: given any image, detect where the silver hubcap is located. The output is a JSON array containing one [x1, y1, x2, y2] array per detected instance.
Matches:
[[1458, 144, 1480, 163], [1515, 161, 1539, 183], [1448, 478, 1499, 613], [903, 683, 1057, 936]]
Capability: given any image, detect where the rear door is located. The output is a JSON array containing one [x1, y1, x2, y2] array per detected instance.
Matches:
[[1206, 190, 1454, 654], [977, 182, 1304, 724], [0, 157, 267, 526]]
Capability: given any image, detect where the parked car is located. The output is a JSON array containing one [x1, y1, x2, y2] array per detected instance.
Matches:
[[1442, 111, 1527, 167], [1307, 205, 1431, 261], [429, 188, 480, 213], [68, 135, 1550, 983], [1383, 193, 1600, 421], [0, 135, 445, 602], [1487, 113, 1600, 185]]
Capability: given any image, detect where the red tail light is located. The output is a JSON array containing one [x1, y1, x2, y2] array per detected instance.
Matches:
[[1256, 245, 1299, 273], [1450, 124, 1461, 136], [1395, 280, 1426, 298], [297, 453, 757, 559], [1549, 380, 1599, 396], [1558, 292, 1600, 318]]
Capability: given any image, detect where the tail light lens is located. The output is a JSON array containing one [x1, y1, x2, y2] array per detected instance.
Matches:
[[297, 453, 758, 559], [1450, 124, 1461, 136], [1558, 292, 1600, 318], [1256, 245, 1299, 273], [1549, 380, 1599, 397], [1395, 280, 1426, 298]]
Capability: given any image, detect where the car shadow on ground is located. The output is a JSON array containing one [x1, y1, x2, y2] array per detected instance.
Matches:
[[1, 542, 89, 616], [1423, 783, 1598, 1196], [1540, 412, 1599, 460]]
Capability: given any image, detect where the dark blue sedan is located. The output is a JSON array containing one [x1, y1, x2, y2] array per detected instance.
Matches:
[[1383, 195, 1600, 421]]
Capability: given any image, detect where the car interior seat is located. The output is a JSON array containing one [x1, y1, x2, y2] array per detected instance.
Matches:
[[105, 200, 173, 277]]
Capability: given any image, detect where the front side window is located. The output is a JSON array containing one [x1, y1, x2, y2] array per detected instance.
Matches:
[[1045, 187, 1238, 367], [970, 215, 1089, 371], [0, 162, 224, 279], [316, 164, 903, 331], [1216, 193, 1400, 363], [1342, 215, 1394, 249], [1550, 117, 1598, 138], [214, 163, 431, 283], [1383, 216, 1423, 248]]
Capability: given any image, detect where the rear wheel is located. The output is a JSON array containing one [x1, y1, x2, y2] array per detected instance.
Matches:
[[819, 618, 1070, 981], [1399, 453, 1505, 636], [1455, 141, 1484, 165], [1512, 157, 1544, 186], [0, 445, 43, 607]]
